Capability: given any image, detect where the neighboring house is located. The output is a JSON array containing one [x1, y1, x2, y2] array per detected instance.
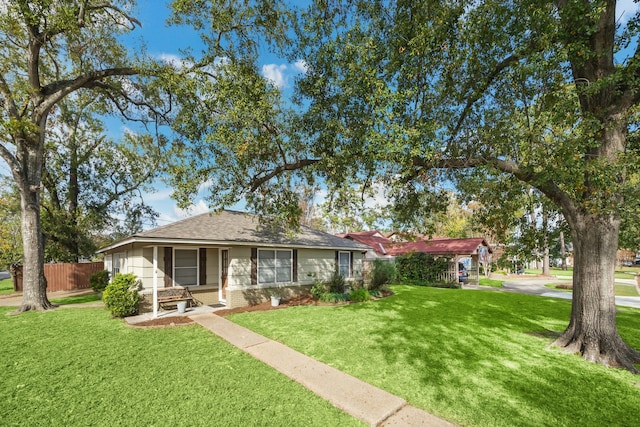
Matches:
[[98, 210, 369, 315], [338, 231, 394, 259], [386, 237, 493, 282], [338, 230, 493, 283]]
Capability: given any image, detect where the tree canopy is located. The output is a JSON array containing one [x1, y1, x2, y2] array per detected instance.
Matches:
[[169, 0, 640, 371]]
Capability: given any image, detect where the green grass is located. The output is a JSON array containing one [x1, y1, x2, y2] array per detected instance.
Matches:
[[0, 278, 14, 295], [49, 293, 102, 305], [0, 307, 362, 426], [478, 277, 505, 287], [545, 283, 639, 296], [526, 266, 638, 280], [229, 285, 640, 427]]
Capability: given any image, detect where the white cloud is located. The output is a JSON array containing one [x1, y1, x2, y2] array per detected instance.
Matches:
[[172, 200, 210, 219], [292, 59, 308, 74], [262, 63, 288, 89], [158, 53, 192, 70]]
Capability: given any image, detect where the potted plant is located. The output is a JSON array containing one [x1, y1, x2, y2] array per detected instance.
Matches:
[[268, 286, 283, 306]]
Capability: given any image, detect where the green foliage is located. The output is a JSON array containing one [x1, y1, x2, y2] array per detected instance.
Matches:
[[310, 279, 326, 300], [349, 288, 370, 302], [89, 270, 110, 294], [318, 292, 348, 303], [368, 259, 397, 291], [327, 270, 346, 294], [0, 179, 22, 269], [42, 98, 160, 262], [395, 253, 449, 283], [102, 273, 141, 318]]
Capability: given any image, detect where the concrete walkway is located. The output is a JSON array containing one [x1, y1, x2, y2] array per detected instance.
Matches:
[[187, 312, 455, 427]]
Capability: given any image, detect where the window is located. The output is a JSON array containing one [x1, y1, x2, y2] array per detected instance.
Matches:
[[174, 249, 198, 286], [338, 251, 351, 278], [112, 253, 121, 278], [258, 249, 292, 284]]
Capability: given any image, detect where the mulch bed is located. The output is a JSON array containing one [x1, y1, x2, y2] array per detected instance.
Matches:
[[131, 316, 195, 327], [130, 291, 393, 327], [215, 294, 319, 316]]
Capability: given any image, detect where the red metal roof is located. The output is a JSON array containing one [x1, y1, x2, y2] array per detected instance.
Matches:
[[339, 231, 392, 255], [386, 238, 492, 257], [338, 230, 492, 258]]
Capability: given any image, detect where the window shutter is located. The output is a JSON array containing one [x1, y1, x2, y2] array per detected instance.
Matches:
[[251, 248, 257, 285], [164, 247, 173, 288], [350, 251, 354, 278], [335, 250, 339, 273], [292, 249, 298, 282], [199, 248, 206, 286]]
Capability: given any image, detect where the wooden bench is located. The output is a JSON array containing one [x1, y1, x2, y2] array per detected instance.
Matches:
[[156, 286, 197, 310]]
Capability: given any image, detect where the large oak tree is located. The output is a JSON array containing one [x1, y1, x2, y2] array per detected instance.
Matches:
[[171, 0, 640, 371], [0, 1, 171, 311]]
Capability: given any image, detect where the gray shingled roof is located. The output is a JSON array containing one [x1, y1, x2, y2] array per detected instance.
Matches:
[[101, 210, 370, 251]]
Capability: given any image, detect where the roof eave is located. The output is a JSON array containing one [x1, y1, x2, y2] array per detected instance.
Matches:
[[97, 236, 368, 253]]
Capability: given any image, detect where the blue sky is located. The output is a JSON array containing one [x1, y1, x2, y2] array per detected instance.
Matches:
[[114, 0, 310, 228]]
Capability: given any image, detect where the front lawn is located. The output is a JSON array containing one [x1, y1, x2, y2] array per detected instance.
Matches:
[[228, 285, 640, 427], [0, 307, 361, 426]]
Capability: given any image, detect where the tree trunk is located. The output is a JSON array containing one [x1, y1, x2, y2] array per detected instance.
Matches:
[[541, 209, 550, 276], [17, 186, 56, 312], [560, 231, 567, 270], [552, 213, 640, 372]]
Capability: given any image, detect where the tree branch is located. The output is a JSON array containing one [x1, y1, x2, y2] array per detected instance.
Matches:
[[411, 155, 577, 220], [249, 159, 320, 192], [39, 67, 139, 112], [450, 53, 520, 139]]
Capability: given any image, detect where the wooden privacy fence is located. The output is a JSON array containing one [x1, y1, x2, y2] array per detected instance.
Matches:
[[12, 262, 104, 292]]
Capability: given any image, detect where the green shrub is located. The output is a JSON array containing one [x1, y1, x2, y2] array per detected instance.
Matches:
[[349, 288, 370, 302], [395, 252, 449, 282], [328, 270, 346, 294], [319, 292, 348, 303], [368, 259, 396, 290], [310, 280, 327, 299], [103, 273, 141, 318], [89, 270, 110, 293]]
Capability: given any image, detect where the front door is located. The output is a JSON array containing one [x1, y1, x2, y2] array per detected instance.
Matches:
[[221, 249, 229, 302]]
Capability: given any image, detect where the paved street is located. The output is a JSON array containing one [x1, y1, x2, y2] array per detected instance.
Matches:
[[469, 276, 640, 309]]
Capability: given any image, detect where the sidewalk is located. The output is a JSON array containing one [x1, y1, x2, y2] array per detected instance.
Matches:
[[186, 313, 455, 427]]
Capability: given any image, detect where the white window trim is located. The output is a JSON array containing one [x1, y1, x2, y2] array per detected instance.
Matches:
[[173, 247, 200, 287], [339, 251, 351, 278], [257, 249, 293, 285]]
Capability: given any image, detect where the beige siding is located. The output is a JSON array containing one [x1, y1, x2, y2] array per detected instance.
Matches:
[[229, 246, 251, 287], [298, 249, 337, 283]]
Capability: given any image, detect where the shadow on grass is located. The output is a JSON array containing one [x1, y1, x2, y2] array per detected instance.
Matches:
[[358, 286, 640, 426]]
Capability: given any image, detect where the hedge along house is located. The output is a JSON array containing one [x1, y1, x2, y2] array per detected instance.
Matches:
[[98, 210, 369, 317]]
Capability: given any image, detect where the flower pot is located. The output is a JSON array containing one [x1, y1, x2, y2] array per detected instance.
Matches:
[[177, 301, 187, 314], [270, 295, 281, 307]]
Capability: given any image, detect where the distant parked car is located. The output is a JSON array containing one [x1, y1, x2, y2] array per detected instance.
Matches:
[[458, 263, 468, 283], [0, 271, 10, 280]]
